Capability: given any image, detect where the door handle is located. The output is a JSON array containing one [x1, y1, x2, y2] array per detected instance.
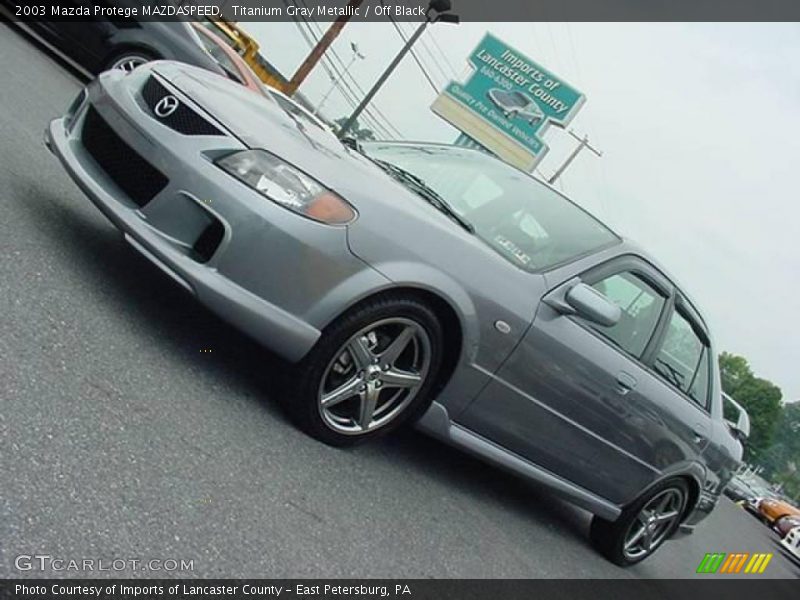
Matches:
[[615, 371, 637, 396], [692, 423, 709, 445]]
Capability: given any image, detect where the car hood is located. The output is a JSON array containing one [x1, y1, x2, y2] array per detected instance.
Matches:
[[153, 63, 409, 200], [154, 62, 347, 158]]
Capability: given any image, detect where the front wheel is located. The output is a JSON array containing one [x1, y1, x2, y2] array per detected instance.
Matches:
[[590, 479, 689, 566], [285, 295, 443, 446]]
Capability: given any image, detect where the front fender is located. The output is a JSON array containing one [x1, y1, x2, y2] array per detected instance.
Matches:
[[358, 259, 481, 361]]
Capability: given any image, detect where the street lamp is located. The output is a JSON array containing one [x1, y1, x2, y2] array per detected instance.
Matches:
[[337, 0, 459, 139], [314, 42, 365, 117]]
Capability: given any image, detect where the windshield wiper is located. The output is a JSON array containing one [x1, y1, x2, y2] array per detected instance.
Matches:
[[371, 159, 474, 234]]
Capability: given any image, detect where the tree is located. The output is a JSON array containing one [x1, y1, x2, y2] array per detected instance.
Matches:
[[334, 117, 375, 141], [719, 352, 753, 396], [761, 402, 800, 501], [718, 352, 783, 462], [734, 377, 783, 461]]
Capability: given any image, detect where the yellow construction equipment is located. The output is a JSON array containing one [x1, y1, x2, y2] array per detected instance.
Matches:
[[199, 17, 291, 92]]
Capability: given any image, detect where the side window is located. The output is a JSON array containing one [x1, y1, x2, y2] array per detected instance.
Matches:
[[585, 271, 666, 358], [653, 310, 710, 408]]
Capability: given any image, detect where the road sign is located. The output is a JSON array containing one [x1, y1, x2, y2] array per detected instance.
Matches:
[[432, 32, 585, 171]]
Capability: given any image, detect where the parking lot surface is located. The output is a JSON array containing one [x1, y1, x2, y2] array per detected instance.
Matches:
[[1, 23, 798, 579]]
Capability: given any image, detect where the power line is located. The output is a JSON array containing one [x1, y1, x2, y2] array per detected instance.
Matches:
[[294, 13, 391, 137], [544, 22, 566, 75], [288, 2, 389, 137], [295, 22, 392, 138], [564, 22, 585, 88], [528, 23, 546, 59], [402, 22, 452, 85], [300, 13, 404, 138], [295, 1, 401, 138], [290, 7, 395, 138], [547, 130, 603, 185], [424, 28, 459, 80], [388, 17, 439, 94]]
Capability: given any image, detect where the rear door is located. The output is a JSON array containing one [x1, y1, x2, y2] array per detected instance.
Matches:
[[644, 293, 715, 462]]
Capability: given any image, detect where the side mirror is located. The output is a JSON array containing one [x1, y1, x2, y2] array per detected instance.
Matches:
[[728, 412, 750, 444], [565, 283, 621, 327], [723, 393, 750, 443]]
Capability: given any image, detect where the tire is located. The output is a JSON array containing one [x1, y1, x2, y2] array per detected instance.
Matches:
[[284, 294, 444, 447], [103, 49, 156, 74], [590, 479, 689, 566]]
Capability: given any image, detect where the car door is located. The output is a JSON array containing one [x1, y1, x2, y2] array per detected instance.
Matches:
[[643, 292, 716, 470], [458, 255, 698, 505]]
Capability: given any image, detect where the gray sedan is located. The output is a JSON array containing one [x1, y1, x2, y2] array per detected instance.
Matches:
[[46, 61, 743, 566]]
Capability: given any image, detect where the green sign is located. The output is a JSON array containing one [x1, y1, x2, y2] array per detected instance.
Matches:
[[433, 32, 585, 168]]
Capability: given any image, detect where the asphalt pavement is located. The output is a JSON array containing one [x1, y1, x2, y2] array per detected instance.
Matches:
[[0, 22, 798, 580]]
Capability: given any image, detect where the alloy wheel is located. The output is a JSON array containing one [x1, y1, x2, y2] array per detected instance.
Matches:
[[622, 487, 685, 560], [317, 317, 431, 435]]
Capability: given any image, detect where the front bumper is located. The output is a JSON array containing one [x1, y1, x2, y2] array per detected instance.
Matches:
[[46, 68, 377, 361]]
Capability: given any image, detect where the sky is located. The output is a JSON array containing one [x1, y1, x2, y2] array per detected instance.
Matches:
[[244, 21, 800, 402]]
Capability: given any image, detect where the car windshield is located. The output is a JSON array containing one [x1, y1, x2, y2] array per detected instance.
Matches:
[[360, 143, 619, 272]]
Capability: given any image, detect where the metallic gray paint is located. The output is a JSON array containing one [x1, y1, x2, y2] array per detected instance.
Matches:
[[47, 62, 741, 536]]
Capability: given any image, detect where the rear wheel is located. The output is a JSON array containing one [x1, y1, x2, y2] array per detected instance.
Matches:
[[285, 295, 443, 446], [591, 479, 689, 566]]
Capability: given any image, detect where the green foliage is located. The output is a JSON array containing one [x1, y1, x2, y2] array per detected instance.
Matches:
[[760, 402, 800, 501], [719, 352, 753, 395], [718, 352, 783, 462]]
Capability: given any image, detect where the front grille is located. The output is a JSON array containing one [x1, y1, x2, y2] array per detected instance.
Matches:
[[142, 76, 222, 136], [82, 107, 168, 207]]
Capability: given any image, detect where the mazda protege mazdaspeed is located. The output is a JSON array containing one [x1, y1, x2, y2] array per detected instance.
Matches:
[[46, 61, 744, 565]]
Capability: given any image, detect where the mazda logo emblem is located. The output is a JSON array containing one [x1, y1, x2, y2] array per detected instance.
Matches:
[[154, 95, 179, 118]]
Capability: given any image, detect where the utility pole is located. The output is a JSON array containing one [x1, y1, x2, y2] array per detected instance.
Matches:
[[548, 130, 603, 185], [314, 42, 365, 117], [338, 0, 459, 138], [285, 0, 364, 96]]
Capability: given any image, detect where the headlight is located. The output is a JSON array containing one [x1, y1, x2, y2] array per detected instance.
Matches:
[[216, 149, 356, 225]]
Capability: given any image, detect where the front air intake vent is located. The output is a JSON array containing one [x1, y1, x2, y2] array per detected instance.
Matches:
[[82, 106, 168, 207]]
